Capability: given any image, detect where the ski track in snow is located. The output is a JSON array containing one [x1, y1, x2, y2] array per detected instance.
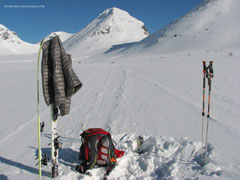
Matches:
[[134, 72, 200, 114], [104, 66, 128, 132]]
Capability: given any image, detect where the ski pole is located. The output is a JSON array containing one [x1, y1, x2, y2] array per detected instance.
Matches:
[[204, 61, 213, 162], [206, 61, 213, 118], [202, 61, 207, 117], [37, 39, 44, 180], [201, 61, 207, 161]]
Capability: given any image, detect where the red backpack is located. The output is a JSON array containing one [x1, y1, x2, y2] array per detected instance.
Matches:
[[76, 128, 124, 175]]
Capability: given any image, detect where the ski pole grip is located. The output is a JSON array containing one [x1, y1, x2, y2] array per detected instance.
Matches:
[[202, 61, 206, 72], [209, 61, 214, 78]]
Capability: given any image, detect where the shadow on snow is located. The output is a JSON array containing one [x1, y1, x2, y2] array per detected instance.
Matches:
[[0, 156, 51, 178]]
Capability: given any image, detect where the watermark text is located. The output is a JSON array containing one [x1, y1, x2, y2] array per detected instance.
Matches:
[[4, 5, 45, 9]]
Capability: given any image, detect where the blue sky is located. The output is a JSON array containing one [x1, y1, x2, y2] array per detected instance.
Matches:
[[0, 0, 203, 43]]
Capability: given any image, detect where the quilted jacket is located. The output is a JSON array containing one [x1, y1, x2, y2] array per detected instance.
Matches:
[[41, 36, 82, 116]]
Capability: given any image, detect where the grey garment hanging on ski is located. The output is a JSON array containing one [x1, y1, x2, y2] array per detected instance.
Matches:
[[41, 36, 82, 116]]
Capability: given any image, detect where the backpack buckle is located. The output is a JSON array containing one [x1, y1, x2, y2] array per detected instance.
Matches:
[[110, 157, 117, 162]]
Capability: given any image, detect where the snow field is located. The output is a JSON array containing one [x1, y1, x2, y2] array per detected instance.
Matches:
[[0, 54, 240, 179]]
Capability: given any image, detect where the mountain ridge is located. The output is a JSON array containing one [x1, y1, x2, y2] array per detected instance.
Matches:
[[115, 0, 240, 56]]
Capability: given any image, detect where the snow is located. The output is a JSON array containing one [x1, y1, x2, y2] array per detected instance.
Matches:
[[0, 54, 239, 179], [108, 0, 240, 57], [63, 7, 149, 60], [0, 24, 38, 55], [42, 31, 74, 43], [1, 0, 240, 179]]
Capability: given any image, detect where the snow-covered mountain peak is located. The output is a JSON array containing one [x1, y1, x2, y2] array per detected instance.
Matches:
[[64, 7, 149, 58], [97, 7, 130, 20], [0, 24, 21, 44], [91, 7, 149, 38], [0, 24, 38, 55]]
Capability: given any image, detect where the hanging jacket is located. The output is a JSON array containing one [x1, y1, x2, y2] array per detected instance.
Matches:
[[41, 36, 82, 116]]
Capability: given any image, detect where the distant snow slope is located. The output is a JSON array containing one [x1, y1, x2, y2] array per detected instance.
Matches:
[[113, 0, 240, 56], [64, 7, 149, 60], [0, 24, 38, 55], [44, 31, 73, 43]]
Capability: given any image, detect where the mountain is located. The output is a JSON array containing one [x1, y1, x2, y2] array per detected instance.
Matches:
[[0, 24, 38, 55], [44, 31, 73, 43], [115, 0, 240, 56], [64, 7, 149, 59]]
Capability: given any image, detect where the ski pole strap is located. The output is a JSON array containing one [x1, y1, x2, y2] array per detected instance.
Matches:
[[202, 61, 206, 74], [209, 61, 214, 78], [205, 61, 213, 89], [206, 61, 214, 79]]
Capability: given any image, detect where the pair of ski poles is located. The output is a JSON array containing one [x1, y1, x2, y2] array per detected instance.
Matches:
[[201, 61, 214, 165]]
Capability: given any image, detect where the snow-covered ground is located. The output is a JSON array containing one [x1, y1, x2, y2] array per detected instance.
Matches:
[[0, 50, 239, 179]]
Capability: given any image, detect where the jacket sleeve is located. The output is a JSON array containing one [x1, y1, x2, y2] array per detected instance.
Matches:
[[57, 37, 82, 97]]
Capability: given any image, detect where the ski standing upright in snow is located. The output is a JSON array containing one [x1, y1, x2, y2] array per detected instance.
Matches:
[[50, 105, 62, 178], [201, 61, 214, 165]]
